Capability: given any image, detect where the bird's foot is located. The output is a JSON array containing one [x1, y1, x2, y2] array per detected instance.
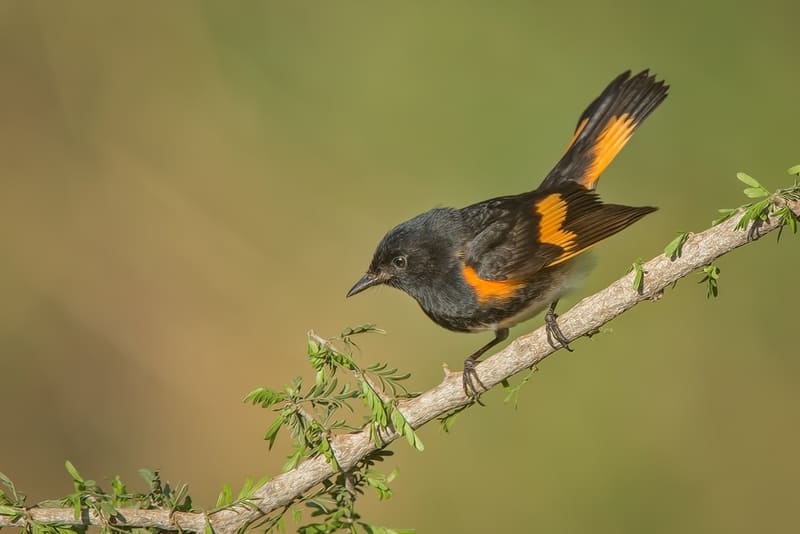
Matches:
[[545, 305, 573, 352], [462, 358, 487, 406]]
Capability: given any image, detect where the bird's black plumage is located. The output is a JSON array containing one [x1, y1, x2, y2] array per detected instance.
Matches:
[[347, 69, 669, 401]]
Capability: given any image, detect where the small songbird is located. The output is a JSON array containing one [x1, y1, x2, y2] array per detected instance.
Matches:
[[347, 69, 668, 401]]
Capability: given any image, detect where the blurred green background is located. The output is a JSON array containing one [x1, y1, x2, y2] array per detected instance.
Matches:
[[1, 1, 798, 532]]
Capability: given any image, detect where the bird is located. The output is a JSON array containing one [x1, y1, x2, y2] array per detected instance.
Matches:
[[346, 69, 668, 402]]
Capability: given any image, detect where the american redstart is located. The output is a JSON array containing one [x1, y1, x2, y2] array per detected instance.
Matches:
[[347, 69, 668, 401]]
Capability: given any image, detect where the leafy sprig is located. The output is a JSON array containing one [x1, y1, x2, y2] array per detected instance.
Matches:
[[501, 367, 538, 410], [713, 168, 800, 235], [0, 471, 26, 523], [244, 326, 420, 532], [702, 167, 800, 296], [1, 464, 195, 534]]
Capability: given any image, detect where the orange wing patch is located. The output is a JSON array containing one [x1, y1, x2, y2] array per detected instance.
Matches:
[[535, 193, 596, 267], [580, 113, 636, 189], [462, 265, 524, 304], [535, 194, 577, 250]]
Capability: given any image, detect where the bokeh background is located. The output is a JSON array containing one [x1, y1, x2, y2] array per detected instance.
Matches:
[[1, 2, 798, 532]]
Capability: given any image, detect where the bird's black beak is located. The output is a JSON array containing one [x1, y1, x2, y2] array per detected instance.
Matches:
[[346, 272, 388, 297]]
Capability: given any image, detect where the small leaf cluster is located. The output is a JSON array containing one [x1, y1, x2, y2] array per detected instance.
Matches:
[[0, 471, 25, 525], [690, 166, 799, 298], [293, 451, 412, 534], [663, 232, 689, 261], [713, 168, 800, 237], [244, 326, 420, 533], [211, 475, 270, 514], [699, 265, 721, 298], [245, 326, 421, 468], [501, 367, 538, 410]]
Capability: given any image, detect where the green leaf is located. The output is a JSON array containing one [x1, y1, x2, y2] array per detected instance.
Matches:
[[359, 381, 387, 427], [0, 472, 20, 504], [283, 444, 305, 472], [99, 501, 118, 518], [0, 472, 13, 490], [386, 405, 423, 451], [699, 265, 721, 298], [110, 475, 125, 497], [502, 367, 537, 409], [773, 205, 799, 241], [787, 164, 800, 176], [404, 425, 424, 452], [743, 187, 768, 198], [64, 461, 83, 483], [365, 470, 393, 501], [440, 414, 457, 433], [663, 232, 689, 260], [236, 477, 254, 501], [264, 414, 286, 449], [736, 172, 761, 188], [631, 260, 645, 293], [713, 208, 737, 226], [171, 483, 191, 511], [315, 368, 327, 386], [318, 434, 339, 471], [73, 494, 82, 520], [298, 524, 328, 534], [243, 387, 283, 408], [306, 499, 329, 515], [735, 198, 771, 230], [386, 468, 398, 484], [0, 504, 23, 517], [215, 483, 232, 508], [138, 468, 156, 486]]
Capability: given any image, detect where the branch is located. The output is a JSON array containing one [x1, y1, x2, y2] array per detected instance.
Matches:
[[2, 199, 797, 533]]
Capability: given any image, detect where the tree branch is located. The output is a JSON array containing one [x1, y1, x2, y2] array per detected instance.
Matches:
[[2, 200, 796, 533]]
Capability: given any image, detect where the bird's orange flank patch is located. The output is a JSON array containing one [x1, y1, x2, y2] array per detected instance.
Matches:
[[462, 265, 523, 304], [581, 113, 636, 189]]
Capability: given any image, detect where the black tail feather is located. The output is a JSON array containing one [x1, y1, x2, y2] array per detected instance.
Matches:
[[541, 70, 669, 190]]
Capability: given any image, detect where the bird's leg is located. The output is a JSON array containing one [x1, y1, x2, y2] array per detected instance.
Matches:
[[463, 328, 509, 404], [545, 300, 573, 352]]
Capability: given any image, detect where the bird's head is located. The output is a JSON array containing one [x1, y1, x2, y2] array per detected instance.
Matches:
[[347, 209, 460, 299]]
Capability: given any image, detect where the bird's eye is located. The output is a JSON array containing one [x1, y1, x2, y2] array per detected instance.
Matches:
[[392, 256, 407, 270]]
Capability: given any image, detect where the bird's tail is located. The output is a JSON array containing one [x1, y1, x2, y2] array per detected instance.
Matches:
[[540, 70, 669, 190]]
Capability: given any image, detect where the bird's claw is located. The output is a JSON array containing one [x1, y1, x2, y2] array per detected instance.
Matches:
[[462, 359, 487, 406], [545, 308, 573, 352]]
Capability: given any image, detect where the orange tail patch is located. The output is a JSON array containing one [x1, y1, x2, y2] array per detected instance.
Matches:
[[541, 70, 668, 191], [579, 113, 637, 189]]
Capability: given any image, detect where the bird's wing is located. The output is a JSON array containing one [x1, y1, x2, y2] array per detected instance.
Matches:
[[462, 184, 655, 283]]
